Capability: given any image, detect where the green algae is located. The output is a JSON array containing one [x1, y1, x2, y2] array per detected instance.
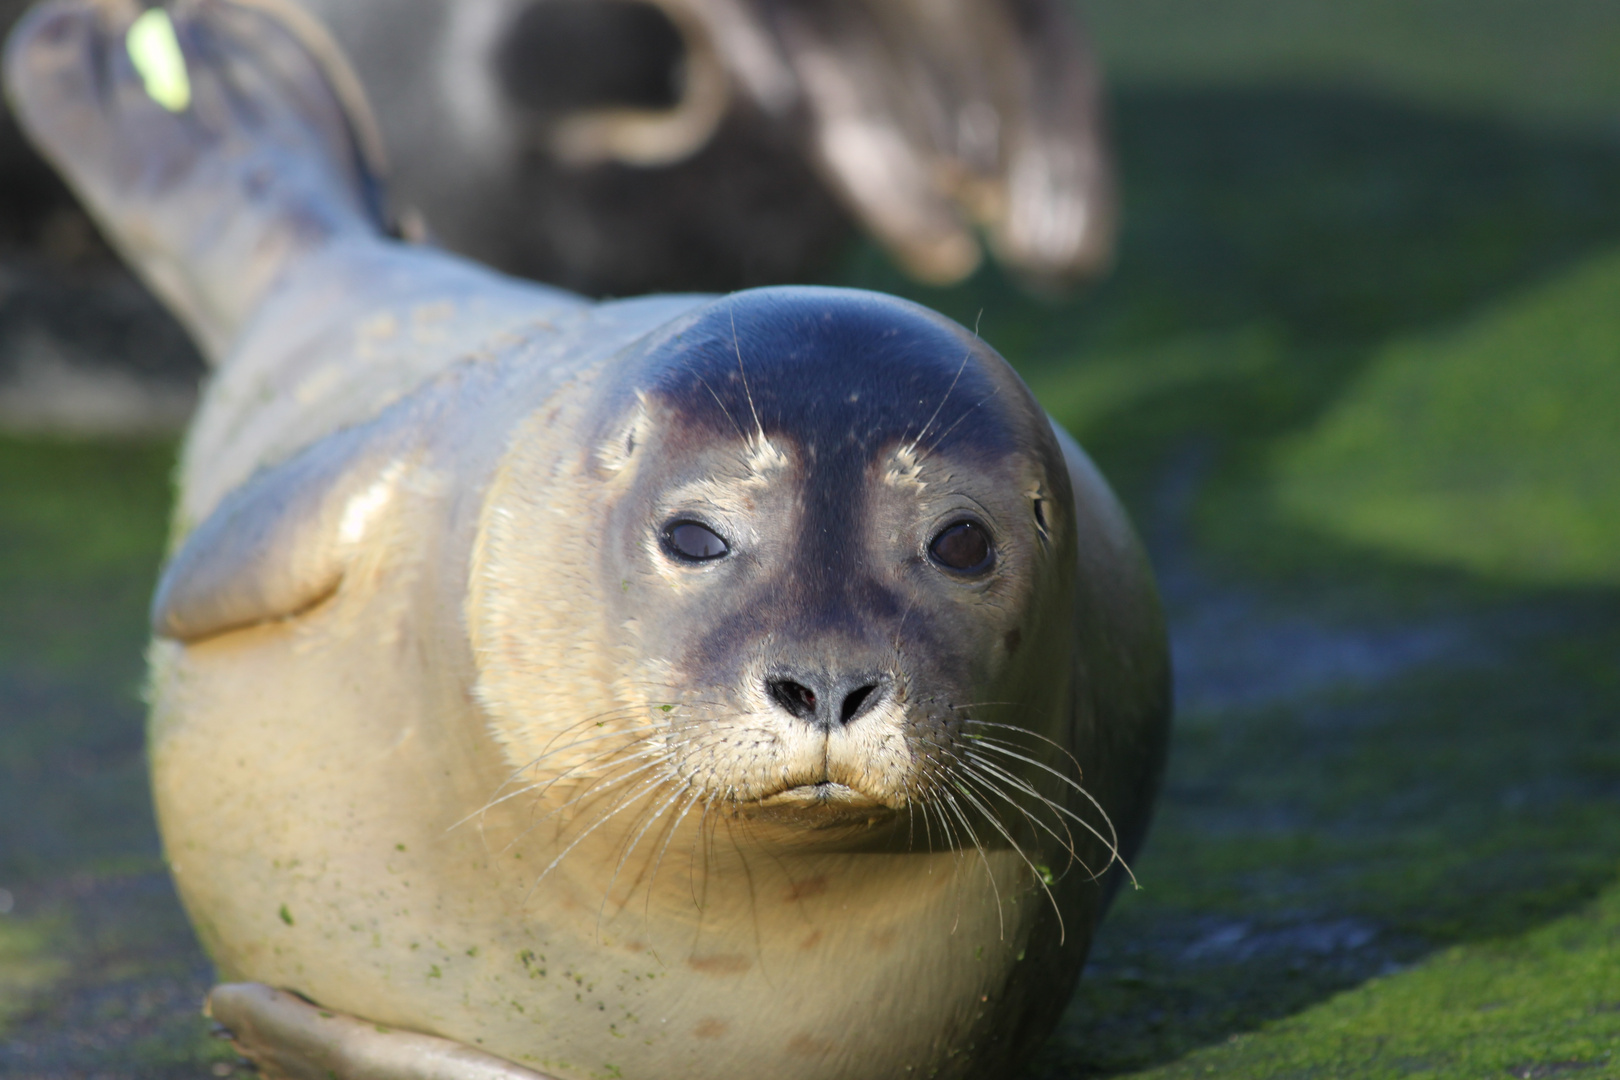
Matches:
[[1085, 0, 1620, 128], [1082, 0, 1620, 128], [1028, 608, 1620, 1076], [0, 437, 174, 884], [0, 911, 69, 1034], [1138, 880, 1620, 1079], [1271, 248, 1620, 586]]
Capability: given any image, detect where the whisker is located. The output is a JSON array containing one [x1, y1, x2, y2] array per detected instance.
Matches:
[[451, 726, 662, 830], [921, 387, 1002, 462], [693, 372, 749, 443], [959, 717, 1087, 774], [912, 348, 973, 450], [596, 782, 689, 932], [459, 709, 651, 807], [912, 761, 963, 858], [916, 732, 1083, 870], [506, 751, 679, 851], [644, 788, 703, 919], [957, 732, 1095, 808], [948, 769, 1067, 944], [526, 772, 677, 898], [728, 303, 765, 440], [963, 746, 1132, 886], [957, 754, 1083, 870], [935, 786, 1004, 938]]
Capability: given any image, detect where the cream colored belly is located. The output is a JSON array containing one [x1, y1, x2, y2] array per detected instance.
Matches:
[[148, 623, 1049, 1080]]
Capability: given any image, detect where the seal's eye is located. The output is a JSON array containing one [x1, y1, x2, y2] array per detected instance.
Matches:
[[929, 519, 994, 575], [665, 520, 729, 561]]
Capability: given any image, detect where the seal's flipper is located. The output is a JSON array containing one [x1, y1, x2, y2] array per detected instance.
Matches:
[[151, 413, 412, 642], [208, 984, 557, 1080], [3, 0, 392, 360], [752, 0, 1113, 287]]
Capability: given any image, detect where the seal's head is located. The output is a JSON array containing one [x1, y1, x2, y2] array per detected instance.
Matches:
[[472, 286, 1087, 867]]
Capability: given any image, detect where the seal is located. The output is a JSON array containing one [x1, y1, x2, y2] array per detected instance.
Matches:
[[5, 3, 1169, 1079], [286, 0, 1117, 293]]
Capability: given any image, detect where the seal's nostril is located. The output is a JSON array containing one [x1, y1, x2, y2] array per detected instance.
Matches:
[[768, 679, 818, 721], [768, 674, 887, 726], [840, 683, 878, 724]]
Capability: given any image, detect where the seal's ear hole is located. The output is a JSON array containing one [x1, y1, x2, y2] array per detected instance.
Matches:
[[1033, 498, 1049, 538], [595, 398, 652, 477]]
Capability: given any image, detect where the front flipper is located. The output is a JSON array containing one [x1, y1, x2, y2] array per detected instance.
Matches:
[[152, 417, 414, 643], [208, 984, 556, 1080]]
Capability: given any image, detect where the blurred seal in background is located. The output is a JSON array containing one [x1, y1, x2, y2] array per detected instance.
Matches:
[[0, 0, 1114, 434], [293, 0, 1116, 294]]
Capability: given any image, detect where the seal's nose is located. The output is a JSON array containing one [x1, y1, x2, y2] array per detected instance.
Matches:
[[766, 671, 891, 729]]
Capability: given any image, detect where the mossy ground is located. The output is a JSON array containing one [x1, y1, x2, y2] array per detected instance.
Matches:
[[4, 2, 1620, 1075], [0, 440, 234, 1076]]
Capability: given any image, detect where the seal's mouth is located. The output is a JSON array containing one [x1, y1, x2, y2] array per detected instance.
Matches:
[[754, 781, 900, 817], [760, 781, 866, 806], [745, 781, 902, 835]]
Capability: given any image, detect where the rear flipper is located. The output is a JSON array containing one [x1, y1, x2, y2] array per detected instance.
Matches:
[[208, 984, 557, 1080], [3, 0, 392, 360]]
